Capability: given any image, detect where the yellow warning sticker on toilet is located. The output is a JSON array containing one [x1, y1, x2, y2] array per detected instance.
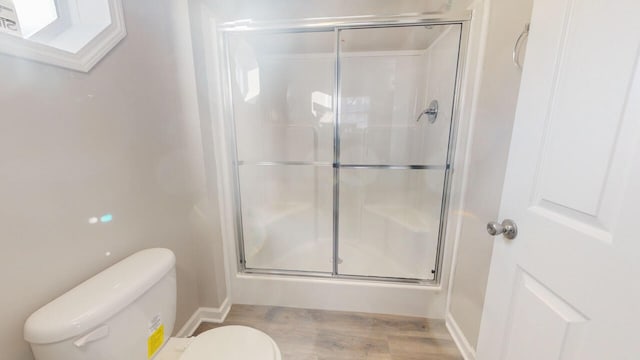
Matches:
[[147, 324, 164, 358]]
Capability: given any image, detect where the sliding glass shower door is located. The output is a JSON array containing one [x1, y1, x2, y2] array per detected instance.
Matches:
[[227, 31, 336, 273], [337, 25, 462, 280], [224, 22, 463, 282]]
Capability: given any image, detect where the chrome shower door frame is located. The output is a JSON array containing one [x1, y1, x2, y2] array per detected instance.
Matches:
[[219, 12, 471, 285]]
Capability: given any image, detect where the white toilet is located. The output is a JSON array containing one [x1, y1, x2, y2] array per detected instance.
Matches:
[[23, 248, 281, 360]]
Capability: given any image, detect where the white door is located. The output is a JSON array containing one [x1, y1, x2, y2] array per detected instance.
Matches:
[[476, 0, 640, 359]]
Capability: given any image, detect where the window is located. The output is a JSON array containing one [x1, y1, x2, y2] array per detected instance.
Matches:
[[0, 0, 126, 72], [12, 0, 58, 38]]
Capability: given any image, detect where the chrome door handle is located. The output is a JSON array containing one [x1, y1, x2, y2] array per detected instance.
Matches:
[[487, 219, 518, 240]]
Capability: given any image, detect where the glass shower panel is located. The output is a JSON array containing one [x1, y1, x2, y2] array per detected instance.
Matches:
[[228, 30, 336, 273], [338, 25, 461, 166], [239, 165, 333, 272], [227, 31, 335, 163], [336, 25, 462, 280], [337, 169, 445, 280]]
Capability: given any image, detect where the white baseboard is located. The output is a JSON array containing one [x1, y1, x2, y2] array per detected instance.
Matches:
[[176, 297, 231, 337], [446, 313, 476, 360]]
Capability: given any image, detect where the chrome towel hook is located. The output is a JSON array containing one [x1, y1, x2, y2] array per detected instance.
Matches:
[[416, 100, 439, 124], [513, 23, 530, 70]]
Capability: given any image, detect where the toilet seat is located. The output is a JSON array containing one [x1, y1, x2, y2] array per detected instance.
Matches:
[[179, 326, 281, 360]]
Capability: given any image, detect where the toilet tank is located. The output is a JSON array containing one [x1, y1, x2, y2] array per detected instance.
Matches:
[[24, 248, 177, 360]]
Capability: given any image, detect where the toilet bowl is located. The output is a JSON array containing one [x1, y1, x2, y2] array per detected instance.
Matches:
[[157, 326, 281, 360], [23, 248, 280, 360]]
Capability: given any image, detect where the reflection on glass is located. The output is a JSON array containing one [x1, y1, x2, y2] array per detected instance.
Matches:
[[232, 40, 261, 103], [227, 31, 335, 163], [311, 91, 333, 124], [88, 214, 113, 224], [338, 169, 445, 280]]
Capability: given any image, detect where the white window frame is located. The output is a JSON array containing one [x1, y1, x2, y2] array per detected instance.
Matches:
[[0, 0, 125, 72]]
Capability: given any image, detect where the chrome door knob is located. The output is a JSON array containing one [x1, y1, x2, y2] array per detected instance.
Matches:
[[487, 219, 518, 240]]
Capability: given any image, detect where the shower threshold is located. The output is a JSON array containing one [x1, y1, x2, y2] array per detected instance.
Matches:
[[244, 238, 437, 283]]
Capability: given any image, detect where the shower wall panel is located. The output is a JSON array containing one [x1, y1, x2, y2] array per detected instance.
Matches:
[[420, 27, 461, 164]]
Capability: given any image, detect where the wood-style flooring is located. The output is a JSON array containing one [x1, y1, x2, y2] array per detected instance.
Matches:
[[194, 305, 462, 360]]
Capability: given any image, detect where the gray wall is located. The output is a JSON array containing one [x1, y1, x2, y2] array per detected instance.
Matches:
[[0, 1, 224, 359], [448, 0, 533, 349]]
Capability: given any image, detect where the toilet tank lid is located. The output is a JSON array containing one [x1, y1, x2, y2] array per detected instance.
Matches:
[[24, 248, 176, 344]]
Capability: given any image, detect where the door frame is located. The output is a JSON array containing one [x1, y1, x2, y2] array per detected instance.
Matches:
[[218, 13, 472, 285], [194, 1, 489, 317]]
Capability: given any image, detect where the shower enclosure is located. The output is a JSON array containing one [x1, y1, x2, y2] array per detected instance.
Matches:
[[220, 14, 467, 283]]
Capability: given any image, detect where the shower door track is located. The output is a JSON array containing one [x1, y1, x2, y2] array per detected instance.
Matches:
[[219, 12, 471, 286], [218, 12, 472, 32]]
